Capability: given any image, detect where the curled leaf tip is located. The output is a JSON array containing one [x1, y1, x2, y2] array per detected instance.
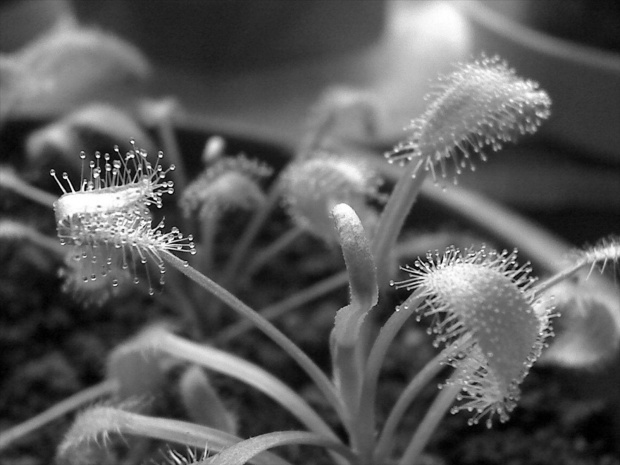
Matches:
[[397, 246, 554, 426], [331, 203, 378, 346]]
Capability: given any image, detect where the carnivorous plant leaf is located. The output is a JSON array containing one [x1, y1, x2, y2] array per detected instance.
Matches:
[[386, 55, 551, 183], [51, 143, 195, 295], [281, 152, 382, 243], [396, 246, 555, 427], [331, 203, 378, 346]]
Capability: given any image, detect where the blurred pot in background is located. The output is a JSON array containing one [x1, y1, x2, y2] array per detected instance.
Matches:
[[459, 0, 620, 164], [71, 0, 386, 73]]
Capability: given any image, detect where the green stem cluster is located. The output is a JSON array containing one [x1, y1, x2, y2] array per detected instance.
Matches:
[[160, 250, 346, 422]]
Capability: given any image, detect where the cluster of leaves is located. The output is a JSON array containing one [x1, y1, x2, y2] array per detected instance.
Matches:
[[1, 10, 619, 465]]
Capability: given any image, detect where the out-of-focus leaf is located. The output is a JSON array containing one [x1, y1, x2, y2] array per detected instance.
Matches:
[[0, 21, 150, 122], [179, 365, 238, 434], [541, 281, 620, 368], [26, 103, 156, 166]]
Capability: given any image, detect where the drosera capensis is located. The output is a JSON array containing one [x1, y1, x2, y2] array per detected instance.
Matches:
[[394, 246, 555, 428], [50, 141, 195, 295], [372, 54, 552, 283], [2, 51, 619, 465]]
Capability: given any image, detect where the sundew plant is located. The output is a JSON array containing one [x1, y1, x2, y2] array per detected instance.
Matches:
[[1, 51, 620, 465]]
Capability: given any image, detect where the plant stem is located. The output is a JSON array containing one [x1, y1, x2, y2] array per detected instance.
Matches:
[[155, 329, 339, 441], [159, 267, 205, 339], [397, 379, 461, 465], [207, 430, 358, 465], [245, 225, 305, 277], [535, 237, 620, 296], [155, 107, 189, 193], [197, 209, 219, 276], [160, 250, 345, 421], [297, 104, 338, 159], [366, 153, 573, 275], [215, 270, 348, 343], [215, 232, 458, 344], [0, 380, 117, 451], [0, 219, 66, 256], [373, 337, 471, 464], [534, 261, 589, 297], [58, 407, 289, 465], [219, 179, 282, 290], [355, 290, 424, 463], [419, 181, 571, 274], [331, 340, 364, 440], [0, 167, 58, 208], [371, 162, 427, 284]]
